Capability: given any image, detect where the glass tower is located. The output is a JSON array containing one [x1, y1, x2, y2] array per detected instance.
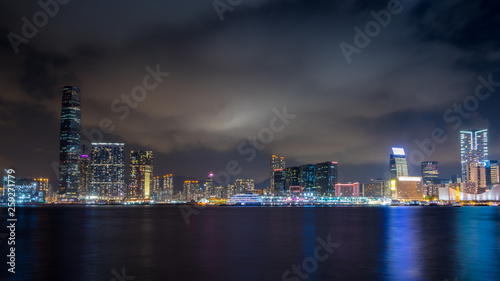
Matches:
[[390, 147, 408, 180], [315, 162, 338, 196], [128, 150, 154, 199], [460, 129, 488, 182], [58, 86, 81, 198]]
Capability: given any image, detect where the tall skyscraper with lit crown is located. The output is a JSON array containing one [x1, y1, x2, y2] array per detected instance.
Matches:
[[390, 147, 408, 180], [58, 86, 81, 198]]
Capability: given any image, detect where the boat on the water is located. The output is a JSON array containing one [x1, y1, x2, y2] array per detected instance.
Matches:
[[226, 193, 262, 206]]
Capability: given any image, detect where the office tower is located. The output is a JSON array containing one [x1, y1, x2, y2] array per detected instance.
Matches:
[[34, 178, 50, 203], [394, 176, 424, 200], [235, 179, 255, 193], [163, 174, 174, 202], [273, 169, 285, 196], [361, 180, 385, 197], [79, 154, 91, 199], [483, 160, 499, 189], [226, 184, 236, 199], [460, 129, 488, 181], [390, 147, 408, 180], [284, 167, 300, 192], [270, 155, 285, 193], [316, 162, 338, 196], [90, 143, 125, 200], [300, 164, 317, 194], [421, 161, 439, 185], [128, 151, 154, 199], [58, 86, 82, 198], [205, 173, 215, 197], [183, 180, 200, 202], [466, 162, 487, 191], [335, 183, 360, 197]]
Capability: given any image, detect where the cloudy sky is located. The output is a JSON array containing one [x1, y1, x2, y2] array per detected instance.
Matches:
[[1, 0, 500, 187]]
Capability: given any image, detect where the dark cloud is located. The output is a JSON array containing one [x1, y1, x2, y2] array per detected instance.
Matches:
[[1, 0, 499, 185]]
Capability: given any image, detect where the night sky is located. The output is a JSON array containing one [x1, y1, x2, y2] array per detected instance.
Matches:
[[1, 0, 500, 187]]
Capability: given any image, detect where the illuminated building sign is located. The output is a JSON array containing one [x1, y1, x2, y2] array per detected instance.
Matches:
[[391, 147, 406, 156]]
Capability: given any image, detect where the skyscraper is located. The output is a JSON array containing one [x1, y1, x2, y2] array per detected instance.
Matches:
[[79, 154, 91, 199], [128, 151, 154, 199], [315, 162, 338, 196], [58, 86, 81, 198], [390, 147, 408, 180], [163, 174, 174, 202], [299, 164, 317, 194], [90, 143, 125, 200], [484, 160, 499, 188], [270, 155, 285, 194], [460, 129, 488, 181], [466, 162, 487, 191], [205, 173, 215, 197], [421, 161, 439, 185], [284, 167, 300, 192], [183, 180, 200, 202]]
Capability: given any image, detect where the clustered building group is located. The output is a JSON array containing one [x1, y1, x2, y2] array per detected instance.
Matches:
[[2, 86, 499, 203]]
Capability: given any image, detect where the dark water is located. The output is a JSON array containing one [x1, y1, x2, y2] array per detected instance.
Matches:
[[2, 206, 500, 281]]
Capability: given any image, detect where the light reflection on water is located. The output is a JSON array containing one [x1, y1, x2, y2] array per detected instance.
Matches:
[[3, 205, 500, 281]]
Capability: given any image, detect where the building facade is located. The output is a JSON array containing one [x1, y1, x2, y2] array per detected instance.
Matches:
[[316, 162, 338, 196], [59, 86, 81, 198], [421, 161, 439, 185], [460, 129, 488, 182], [390, 147, 408, 180], [270, 155, 286, 194], [90, 143, 125, 200], [128, 150, 154, 200]]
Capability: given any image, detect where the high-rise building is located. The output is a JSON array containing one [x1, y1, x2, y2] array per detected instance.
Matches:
[[58, 86, 81, 198], [34, 178, 50, 203], [460, 129, 488, 181], [284, 167, 300, 192], [466, 162, 487, 191], [79, 154, 91, 199], [235, 179, 254, 193], [390, 147, 408, 180], [163, 174, 174, 202], [483, 160, 499, 189], [273, 169, 285, 196], [152, 176, 161, 201], [300, 164, 317, 194], [128, 151, 154, 199], [315, 162, 338, 196], [183, 180, 201, 202], [270, 155, 285, 193], [90, 143, 125, 200], [421, 161, 439, 185], [205, 173, 215, 197]]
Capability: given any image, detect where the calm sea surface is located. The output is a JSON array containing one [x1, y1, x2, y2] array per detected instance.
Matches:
[[2, 205, 500, 281]]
